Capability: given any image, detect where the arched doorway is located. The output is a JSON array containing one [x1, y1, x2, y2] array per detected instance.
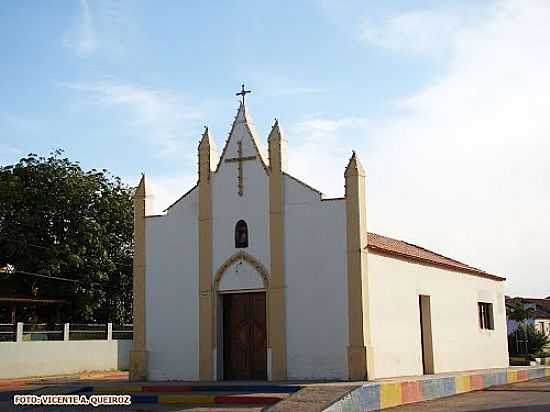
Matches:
[[214, 252, 269, 380]]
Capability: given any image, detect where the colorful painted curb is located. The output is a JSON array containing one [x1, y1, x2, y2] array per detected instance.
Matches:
[[323, 366, 550, 412]]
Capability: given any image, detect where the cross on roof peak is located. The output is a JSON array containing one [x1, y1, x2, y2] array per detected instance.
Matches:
[[236, 84, 251, 104]]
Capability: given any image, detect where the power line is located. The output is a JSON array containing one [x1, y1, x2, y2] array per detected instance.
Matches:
[[14, 270, 80, 284], [0, 235, 51, 251]]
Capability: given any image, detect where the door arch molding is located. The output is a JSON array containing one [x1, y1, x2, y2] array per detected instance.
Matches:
[[214, 251, 270, 291]]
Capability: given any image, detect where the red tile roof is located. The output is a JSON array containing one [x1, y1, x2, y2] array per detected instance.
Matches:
[[505, 297, 550, 319], [366, 232, 505, 281]]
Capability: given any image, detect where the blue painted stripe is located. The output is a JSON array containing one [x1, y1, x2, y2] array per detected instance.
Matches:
[[527, 368, 544, 379], [353, 384, 380, 412], [483, 373, 496, 388], [495, 371, 507, 385], [0, 390, 36, 402], [130, 394, 159, 404], [70, 386, 93, 394], [422, 378, 443, 401], [440, 377, 456, 397]]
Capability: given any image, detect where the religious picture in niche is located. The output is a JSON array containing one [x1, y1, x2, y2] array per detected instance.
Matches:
[[235, 220, 249, 248]]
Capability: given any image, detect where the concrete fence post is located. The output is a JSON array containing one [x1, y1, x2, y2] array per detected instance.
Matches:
[[107, 323, 113, 341], [64, 323, 70, 341], [16, 322, 23, 342]]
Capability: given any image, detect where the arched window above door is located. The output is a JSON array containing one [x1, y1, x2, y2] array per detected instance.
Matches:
[[235, 220, 249, 248]]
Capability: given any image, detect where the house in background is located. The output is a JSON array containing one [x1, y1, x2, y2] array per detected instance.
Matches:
[[506, 296, 550, 336]]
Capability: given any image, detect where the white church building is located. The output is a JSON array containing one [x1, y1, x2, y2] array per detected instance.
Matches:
[[129, 94, 509, 382]]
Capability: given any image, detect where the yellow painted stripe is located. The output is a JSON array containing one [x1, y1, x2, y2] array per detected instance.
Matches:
[[380, 382, 402, 409], [94, 385, 142, 393], [507, 371, 518, 383], [159, 395, 215, 404], [80, 373, 105, 379], [545, 368, 550, 377], [455, 375, 470, 393]]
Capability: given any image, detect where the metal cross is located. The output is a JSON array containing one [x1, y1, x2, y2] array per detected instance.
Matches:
[[236, 84, 251, 104], [224, 140, 256, 196]]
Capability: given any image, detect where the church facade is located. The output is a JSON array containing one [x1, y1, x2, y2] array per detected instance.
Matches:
[[129, 99, 509, 382]]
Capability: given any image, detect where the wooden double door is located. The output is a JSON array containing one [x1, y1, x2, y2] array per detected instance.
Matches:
[[222, 292, 267, 380]]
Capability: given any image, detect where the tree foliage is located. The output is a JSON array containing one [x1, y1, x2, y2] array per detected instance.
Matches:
[[508, 324, 550, 356], [0, 151, 134, 323], [507, 298, 549, 357], [507, 298, 533, 323]]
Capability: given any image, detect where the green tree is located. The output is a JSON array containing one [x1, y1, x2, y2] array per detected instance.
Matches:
[[0, 151, 134, 323], [507, 298, 533, 324], [524, 324, 550, 355], [506, 298, 549, 357]]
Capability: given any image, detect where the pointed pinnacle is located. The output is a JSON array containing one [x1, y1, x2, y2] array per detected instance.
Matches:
[[345, 150, 366, 177], [268, 118, 283, 142], [236, 99, 247, 120], [135, 173, 146, 197], [199, 126, 211, 149]]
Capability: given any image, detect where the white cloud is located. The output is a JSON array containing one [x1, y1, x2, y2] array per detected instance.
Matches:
[[287, 0, 550, 296], [59, 80, 204, 157], [284, 117, 371, 194], [64, 0, 97, 56], [360, 4, 487, 55]]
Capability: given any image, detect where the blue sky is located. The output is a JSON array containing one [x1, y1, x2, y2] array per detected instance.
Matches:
[[0, 0, 442, 176], [1, 0, 549, 296]]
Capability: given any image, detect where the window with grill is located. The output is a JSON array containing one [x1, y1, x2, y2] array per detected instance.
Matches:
[[478, 302, 494, 330]]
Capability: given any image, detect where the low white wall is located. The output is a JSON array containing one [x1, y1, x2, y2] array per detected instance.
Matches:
[[0, 339, 132, 379]]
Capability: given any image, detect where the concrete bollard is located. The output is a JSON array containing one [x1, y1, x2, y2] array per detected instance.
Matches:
[[16, 322, 23, 342], [107, 323, 113, 341], [64, 323, 70, 341]]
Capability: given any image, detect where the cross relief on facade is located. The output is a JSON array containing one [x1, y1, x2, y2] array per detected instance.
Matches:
[[224, 140, 256, 196]]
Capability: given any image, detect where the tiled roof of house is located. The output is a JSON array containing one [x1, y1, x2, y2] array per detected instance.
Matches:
[[505, 296, 550, 320], [533, 310, 550, 320], [366, 232, 505, 281]]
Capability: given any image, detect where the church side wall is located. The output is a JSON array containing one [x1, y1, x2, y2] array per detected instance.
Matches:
[[368, 252, 509, 379], [284, 178, 348, 380], [145, 189, 199, 380]]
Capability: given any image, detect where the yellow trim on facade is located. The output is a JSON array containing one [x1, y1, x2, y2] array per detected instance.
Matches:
[[129, 175, 148, 381], [198, 130, 214, 380], [345, 152, 374, 380], [268, 121, 287, 380]]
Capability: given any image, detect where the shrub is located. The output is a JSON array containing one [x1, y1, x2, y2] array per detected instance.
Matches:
[[508, 324, 549, 356]]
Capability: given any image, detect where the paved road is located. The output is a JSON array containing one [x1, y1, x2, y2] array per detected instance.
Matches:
[[389, 377, 550, 412]]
